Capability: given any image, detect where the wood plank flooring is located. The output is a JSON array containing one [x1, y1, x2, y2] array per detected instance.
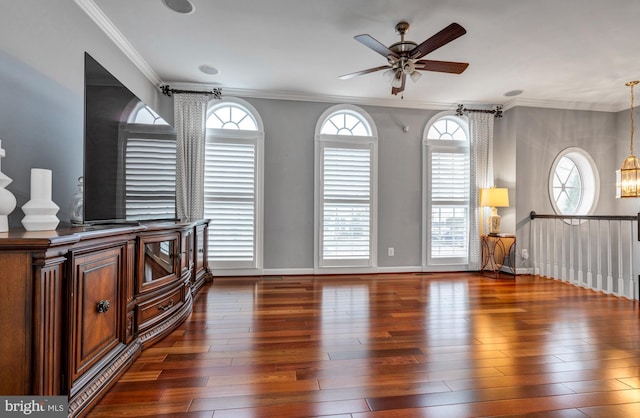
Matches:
[[88, 273, 640, 417]]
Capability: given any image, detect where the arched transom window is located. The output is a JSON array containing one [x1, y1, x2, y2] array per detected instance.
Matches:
[[320, 110, 372, 136], [206, 103, 258, 131]]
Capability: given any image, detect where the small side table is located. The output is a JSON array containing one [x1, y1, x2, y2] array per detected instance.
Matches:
[[481, 234, 516, 278]]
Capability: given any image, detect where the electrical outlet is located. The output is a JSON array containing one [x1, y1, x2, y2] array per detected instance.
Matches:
[[388, 247, 394, 257], [521, 249, 529, 260]]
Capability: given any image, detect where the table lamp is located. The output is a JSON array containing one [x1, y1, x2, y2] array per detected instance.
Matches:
[[480, 187, 509, 234]]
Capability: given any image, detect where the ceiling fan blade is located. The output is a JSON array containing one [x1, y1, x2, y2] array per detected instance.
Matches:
[[409, 23, 466, 60], [338, 65, 392, 80], [391, 72, 406, 96], [414, 59, 469, 74], [354, 34, 399, 59]]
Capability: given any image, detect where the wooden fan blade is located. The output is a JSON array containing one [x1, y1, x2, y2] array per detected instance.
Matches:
[[338, 65, 392, 80], [414, 60, 469, 74], [355, 34, 399, 59], [409, 23, 466, 59], [391, 72, 406, 96]]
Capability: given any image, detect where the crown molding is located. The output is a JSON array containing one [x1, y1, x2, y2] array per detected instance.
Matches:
[[74, 0, 162, 86]]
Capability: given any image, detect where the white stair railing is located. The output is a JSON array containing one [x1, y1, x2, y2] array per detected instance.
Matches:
[[529, 212, 639, 300]]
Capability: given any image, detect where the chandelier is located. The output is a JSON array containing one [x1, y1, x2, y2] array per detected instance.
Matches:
[[616, 80, 640, 198]]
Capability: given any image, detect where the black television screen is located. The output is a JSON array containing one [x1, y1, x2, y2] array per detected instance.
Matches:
[[83, 53, 177, 224]]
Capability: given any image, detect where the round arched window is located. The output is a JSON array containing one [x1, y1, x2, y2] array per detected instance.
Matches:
[[548, 147, 599, 215]]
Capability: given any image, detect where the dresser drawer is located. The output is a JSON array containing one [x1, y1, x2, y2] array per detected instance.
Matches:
[[137, 285, 183, 330]]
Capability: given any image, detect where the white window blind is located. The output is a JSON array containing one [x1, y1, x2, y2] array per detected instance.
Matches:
[[125, 137, 176, 219], [322, 146, 371, 261], [431, 152, 469, 201], [430, 150, 469, 259], [204, 141, 256, 264]]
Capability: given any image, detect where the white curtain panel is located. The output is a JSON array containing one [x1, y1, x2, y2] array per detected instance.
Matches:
[[468, 112, 494, 270], [174, 93, 209, 220]]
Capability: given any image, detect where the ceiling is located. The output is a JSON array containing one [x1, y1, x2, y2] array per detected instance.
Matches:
[[83, 0, 640, 112]]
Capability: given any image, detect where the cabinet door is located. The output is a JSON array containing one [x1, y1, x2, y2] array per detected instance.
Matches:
[[194, 225, 206, 276], [181, 228, 193, 275], [70, 246, 124, 384], [138, 233, 179, 294]]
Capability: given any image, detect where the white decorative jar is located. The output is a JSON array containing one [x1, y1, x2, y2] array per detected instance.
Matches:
[[0, 139, 16, 232], [21, 168, 60, 231]]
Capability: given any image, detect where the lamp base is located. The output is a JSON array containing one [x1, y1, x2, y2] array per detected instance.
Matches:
[[488, 213, 501, 234]]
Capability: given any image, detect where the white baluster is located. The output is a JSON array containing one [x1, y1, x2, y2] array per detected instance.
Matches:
[[596, 220, 603, 292], [606, 221, 613, 294], [540, 219, 546, 277], [552, 219, 560, 280], [546, 219, 552, 277], [532, 217, 539, 276], [617, 221, 624, 297], [561, 221, 567, 282], [577, 219, 584, 286], [629, 221, 635, 300], [569, 219, 575, 284], [586, 220, 593, 289]]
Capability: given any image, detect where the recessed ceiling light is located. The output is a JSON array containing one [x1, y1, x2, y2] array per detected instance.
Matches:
[[504, 89, 524, 97], [162, 0, 194, 14], [199, 65, 220, 75]]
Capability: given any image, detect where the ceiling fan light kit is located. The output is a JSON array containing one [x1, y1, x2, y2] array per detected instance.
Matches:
[[339, 21, 469, 96]]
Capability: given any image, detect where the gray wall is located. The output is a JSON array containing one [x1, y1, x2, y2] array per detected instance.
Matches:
[[0, 1, 170, 226]]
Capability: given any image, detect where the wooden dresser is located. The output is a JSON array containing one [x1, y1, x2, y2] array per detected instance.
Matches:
[[0, 220, 211, 417]]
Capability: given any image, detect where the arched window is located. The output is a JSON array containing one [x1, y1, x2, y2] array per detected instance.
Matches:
[[315, 105, 377, 269], [123, 102, 176, 220], [549, 147, 599, 215], [423, 113, 470, 267], [205, 98, 264, 271]]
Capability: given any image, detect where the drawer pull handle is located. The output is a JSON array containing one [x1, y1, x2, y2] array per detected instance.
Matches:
[[198, 249, 204, 253], [158, 299, 174, 311], [96, 300, 111, 313]]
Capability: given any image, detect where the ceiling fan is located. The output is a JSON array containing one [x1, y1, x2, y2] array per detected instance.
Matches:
[[339, 21, 469, 96]]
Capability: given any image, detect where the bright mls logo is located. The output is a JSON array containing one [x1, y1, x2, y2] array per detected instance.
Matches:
[[0, 397, 67, 418]]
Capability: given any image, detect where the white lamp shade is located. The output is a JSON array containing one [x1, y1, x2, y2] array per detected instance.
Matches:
[[480, 187, 509, 208]]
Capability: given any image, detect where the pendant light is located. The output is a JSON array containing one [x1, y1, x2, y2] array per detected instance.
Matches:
[[616, 80, 640, 198]]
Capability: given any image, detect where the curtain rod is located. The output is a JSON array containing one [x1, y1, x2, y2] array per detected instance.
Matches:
[[160, 85, 222, 99], [456, 104, 503, 118]]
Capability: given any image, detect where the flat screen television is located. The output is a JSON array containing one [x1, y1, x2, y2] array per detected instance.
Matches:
[[83, 53, 177, 224]]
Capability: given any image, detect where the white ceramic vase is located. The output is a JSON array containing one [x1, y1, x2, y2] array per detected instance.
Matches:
[[21, 168, 59, 231], [0, 140, 16, 232]]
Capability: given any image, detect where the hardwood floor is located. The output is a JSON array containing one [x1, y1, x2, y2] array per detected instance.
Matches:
[[88, 273, 640, 417]]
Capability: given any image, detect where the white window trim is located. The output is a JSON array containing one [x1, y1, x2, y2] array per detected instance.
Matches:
[[205, 97, 264, 272], [422, 111, 471, 271], [314, 104, 378, 272]]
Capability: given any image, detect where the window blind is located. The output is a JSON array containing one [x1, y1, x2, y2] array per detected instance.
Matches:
[[204, 142, 256, 263], [125, 137, 176, 219], [322, 147, 371, 261], [430, 151, 469, 258]]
